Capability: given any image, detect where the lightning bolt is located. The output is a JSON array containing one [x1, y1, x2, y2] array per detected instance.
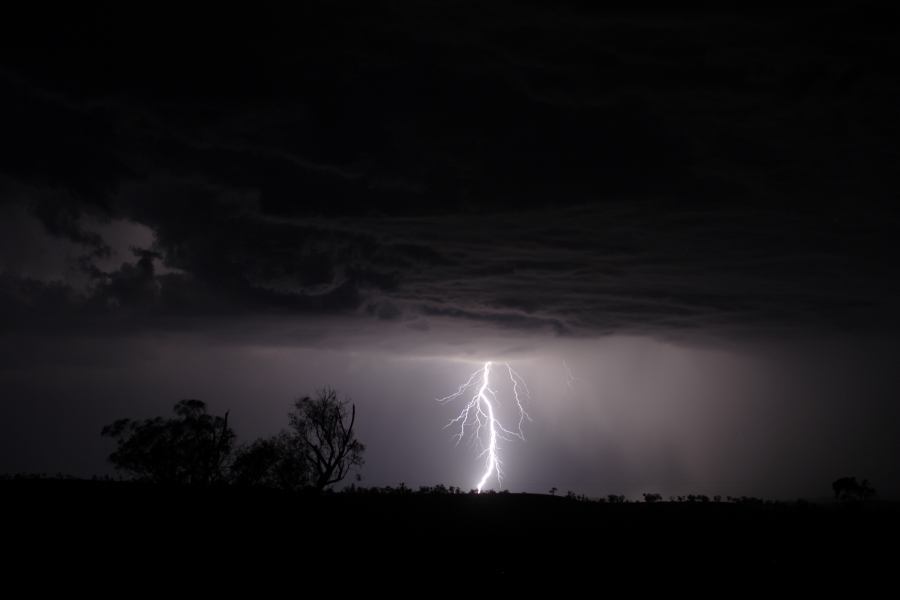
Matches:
[[437, 361, 532, 492], [563, 360, 578, 391]]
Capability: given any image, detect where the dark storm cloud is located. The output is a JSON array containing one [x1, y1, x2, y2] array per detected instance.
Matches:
[[4, 3, 900, 498], [2, 3, 899, 341], [4, 188, 899, 344]]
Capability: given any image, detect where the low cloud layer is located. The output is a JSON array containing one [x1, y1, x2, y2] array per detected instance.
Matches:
[[2, 189, 899, 345]]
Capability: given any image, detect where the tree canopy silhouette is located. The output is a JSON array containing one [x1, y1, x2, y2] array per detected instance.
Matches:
[[832, 476, 876, 501], [101, 399, 234, 485], [288, 387, 365, 491], [230, 432, 309, 491]]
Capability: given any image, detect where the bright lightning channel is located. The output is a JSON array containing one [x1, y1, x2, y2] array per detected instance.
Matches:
[[437, 361, 532, 492]]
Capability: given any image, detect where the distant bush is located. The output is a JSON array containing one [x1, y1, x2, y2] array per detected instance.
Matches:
[[727, 496, 765, 505]]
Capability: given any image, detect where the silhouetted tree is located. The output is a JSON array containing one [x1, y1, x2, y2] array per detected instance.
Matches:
[[860, 479, 876, 500], [643, 493, 662, 503], [230, 432, 309, 491], [101, 400, 234, 485], [832, 476, 876, 502], [287, 387, 365, 491]]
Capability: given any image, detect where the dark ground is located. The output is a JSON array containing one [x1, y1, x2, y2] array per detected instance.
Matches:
[[3, 479, 897, 588]]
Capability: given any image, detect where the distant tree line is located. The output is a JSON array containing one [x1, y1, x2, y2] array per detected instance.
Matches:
[[553, 487, 877, 505], [99, 387, 877, 503], [101, 387, 365, 492]]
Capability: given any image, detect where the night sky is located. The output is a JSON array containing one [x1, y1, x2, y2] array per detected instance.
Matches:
[[2, 3, 900, 499]]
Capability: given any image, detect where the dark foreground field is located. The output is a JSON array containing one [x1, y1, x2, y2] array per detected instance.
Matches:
[[3, 479, 897, 587]]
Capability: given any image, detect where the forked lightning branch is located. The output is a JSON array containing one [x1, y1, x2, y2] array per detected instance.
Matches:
[[437, 361, 532, 492]]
